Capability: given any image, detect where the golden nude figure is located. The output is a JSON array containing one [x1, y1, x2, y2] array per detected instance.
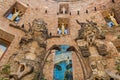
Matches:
[[10, 7, 23, 21], [108, 12, 119, 26], [61, 23, 65, 34]]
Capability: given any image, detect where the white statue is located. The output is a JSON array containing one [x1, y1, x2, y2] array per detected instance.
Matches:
[[62, 6, 66, 14]]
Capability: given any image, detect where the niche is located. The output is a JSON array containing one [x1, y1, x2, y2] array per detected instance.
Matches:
[[4, 1, 27, 23], [102, 10, 119, 27], [59, 4, 69, 14], [57, 18, 69, 35]]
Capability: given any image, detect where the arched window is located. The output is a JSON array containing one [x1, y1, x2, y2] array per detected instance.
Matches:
[[0, 39, 9, 59]]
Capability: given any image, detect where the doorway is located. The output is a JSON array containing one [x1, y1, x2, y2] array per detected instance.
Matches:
[[53, 45, 73, 80]]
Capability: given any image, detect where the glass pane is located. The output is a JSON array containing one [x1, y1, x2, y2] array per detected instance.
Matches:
[[0, 42, 8, 58]]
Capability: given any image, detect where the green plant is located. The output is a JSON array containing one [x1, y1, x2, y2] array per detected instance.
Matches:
[[1, 64, 10, 75], [118, 35, 120, 39], [0, 77, 9, 80]]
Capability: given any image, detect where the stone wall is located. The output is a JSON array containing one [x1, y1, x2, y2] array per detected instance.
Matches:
[[0, 0, 120, 79]]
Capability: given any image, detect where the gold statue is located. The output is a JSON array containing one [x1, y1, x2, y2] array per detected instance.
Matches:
[[108, 12, 119, 26], [10, 7, 23, 21], [61, 23, 65, 34], [62, 6, 66, 14]]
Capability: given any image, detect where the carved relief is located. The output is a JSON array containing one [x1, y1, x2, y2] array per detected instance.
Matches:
[[76, 20, 118, 80], [7, 18, 48, 80]]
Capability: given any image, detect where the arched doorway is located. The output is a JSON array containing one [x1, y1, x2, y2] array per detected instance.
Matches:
[[53, 45, 73, 80], [42, 45, 85, 80]]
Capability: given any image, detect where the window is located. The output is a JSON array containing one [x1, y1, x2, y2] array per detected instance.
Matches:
[[57, 18, 69, 35], [0, 39, 9, 59], [59, 4, 69, 14], [0, 29, 14, 60], [4, 2, 27, 23], [102, 10, 119, 27]]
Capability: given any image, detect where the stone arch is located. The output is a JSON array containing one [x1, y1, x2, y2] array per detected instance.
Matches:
[[38, 45, 91, 80], [67, 46, 90, 80], [38, 45, 61, 79]]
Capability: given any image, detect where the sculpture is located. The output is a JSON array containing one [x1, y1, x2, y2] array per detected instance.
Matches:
[[10, 62, 34, 80], [76, 20, 111, 80], [76, 20, 105, 46], [61, 23, 65, 34], [108, 12, 119, 26], [7, 19, 48, 80], [10, 7, 23, 21], [90, 60, 108, 80]]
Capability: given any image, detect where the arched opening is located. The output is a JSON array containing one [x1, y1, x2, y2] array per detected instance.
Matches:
[[53, 45, 73, 80], [40, 45, 61, 80], [41, 45, 85, 80]]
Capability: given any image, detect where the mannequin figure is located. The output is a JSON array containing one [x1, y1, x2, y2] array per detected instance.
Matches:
[[108, 12, 119, 26], [62, 6, 66, 14], [61, 23, 65, 34], [10, 8, 23, 21]]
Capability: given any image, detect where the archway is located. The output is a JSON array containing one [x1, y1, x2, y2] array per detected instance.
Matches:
[[39, 45, 88, 80], [53, 45, 73, 80]]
